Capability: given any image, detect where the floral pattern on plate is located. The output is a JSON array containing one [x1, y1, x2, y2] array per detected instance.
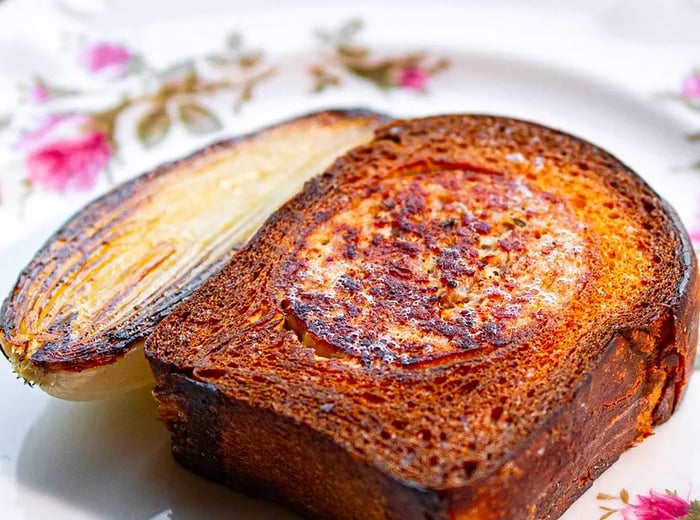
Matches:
[[309, 19, 449, 92], [0, 20, 448, 207], [670, 69, 700, 169], [666, 68, 700, 249], [598, 489, 700, 520], [1, 35, 274, 201]]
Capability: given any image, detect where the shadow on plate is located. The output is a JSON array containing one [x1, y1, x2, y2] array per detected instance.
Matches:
[[15, 388, 299, 520]]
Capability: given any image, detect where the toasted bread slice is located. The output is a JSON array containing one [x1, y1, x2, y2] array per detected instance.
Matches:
[[0, 109, 387, 400], [146, 115, 699, 520]]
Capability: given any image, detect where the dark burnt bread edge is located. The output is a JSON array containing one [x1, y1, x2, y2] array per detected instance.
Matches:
[[148, 114, 699, 520], [149, 365, 452, 520], [663, 199, 699, 408], [0, 108, 391, 372]]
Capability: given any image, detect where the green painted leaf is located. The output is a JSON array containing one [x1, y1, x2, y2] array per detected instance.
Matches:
[[347, 62, 395, 89], [339, 19, 363, 41], [620, 489, 629, 504], [687, 499, 700, 519], [337, 45, 369, 59], [19, 179, 34, 217], [238, 51, 263, 68], [0, 113, 11, 132], [159, 60, 197, 86], [31, 75, 79, 98], [178, 102, 222, 135], [317, 18, 363, 45], [137, 106, 170, 148], [124, 54, 144, 75], [314, 29, 333, 44], [204, 54, 236, 67], [683, 97, 700, 112], [226, 32, 242, 50], [234, 83, 254, 113], [310, 66, 341, 93], [427, 57, 452, 76]]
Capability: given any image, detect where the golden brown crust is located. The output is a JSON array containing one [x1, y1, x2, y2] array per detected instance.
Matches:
[[147, 114, 699, 519], [0, 109, 387, 399]]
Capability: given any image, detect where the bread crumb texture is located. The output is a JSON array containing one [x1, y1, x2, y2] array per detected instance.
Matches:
[[147, 115, 694, 518]]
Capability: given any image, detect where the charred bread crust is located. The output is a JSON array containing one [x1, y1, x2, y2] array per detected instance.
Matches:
[[0, 108, 387, 376], [146, 114, 699, 520]]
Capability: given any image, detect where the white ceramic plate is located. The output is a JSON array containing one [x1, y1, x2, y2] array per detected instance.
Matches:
[[1, 1, 699, 519]]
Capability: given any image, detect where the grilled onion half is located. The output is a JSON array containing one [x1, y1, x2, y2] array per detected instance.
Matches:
[[0, 109, 386, 400]]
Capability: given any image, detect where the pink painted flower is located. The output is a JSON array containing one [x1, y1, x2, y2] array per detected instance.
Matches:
[[15, 115, 111, 193], [25, 83, 52, 104], [79, 42, 132, 77], [398, 66, 429, 91], [620, 490, 690, 520], [690, 225, 700, 244], [14, 114, 90, 152], [682, 74, 700, 98], [26, 131, 111, 193], [689, 201, 700, 246]]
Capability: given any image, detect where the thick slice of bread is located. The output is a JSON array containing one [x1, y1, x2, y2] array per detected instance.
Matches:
[[146, 115, 699, 520], [0, 109, 386, 400]]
